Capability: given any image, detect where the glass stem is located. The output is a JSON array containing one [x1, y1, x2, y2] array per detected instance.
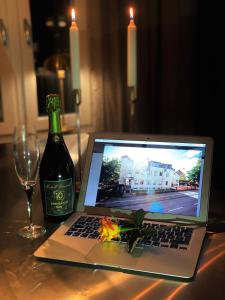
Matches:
[[24, 186, 34, 229]]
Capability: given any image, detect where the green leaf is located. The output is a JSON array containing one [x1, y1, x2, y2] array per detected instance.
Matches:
[[133, 209, 146, 227]]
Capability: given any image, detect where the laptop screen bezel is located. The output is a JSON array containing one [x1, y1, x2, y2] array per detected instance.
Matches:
[[77, 132, 213, 224]]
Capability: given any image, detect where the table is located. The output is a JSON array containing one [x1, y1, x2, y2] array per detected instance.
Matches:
[[0, 139, 225, 300]]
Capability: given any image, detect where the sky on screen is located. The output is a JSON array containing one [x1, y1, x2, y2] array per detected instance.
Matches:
[[103, 145, 202, 174]]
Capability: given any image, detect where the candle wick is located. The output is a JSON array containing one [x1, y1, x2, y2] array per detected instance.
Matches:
[[71, 20, 77, 27]]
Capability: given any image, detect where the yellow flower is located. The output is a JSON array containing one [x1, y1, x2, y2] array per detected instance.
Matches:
[[98, 217, 121, 242]]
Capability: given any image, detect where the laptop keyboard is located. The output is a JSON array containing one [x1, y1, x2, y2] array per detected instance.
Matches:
[[65, 216, 193, 250]]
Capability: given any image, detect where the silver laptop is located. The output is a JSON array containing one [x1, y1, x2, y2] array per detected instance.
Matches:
[[34, 132, 213, 280]]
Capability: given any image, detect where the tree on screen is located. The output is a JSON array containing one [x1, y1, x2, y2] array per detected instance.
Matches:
[[100, 158, 121, 185], [186, 159, 201, 185]]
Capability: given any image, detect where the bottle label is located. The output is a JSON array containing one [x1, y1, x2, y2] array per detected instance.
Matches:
[[44, 178, 74, 216]]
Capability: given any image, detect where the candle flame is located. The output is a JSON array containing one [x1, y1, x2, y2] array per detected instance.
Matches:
[[71, 8, 76, 22], [129, 7, 134, 19]]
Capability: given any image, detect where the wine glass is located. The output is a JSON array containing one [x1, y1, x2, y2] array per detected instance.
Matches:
[[13, 124, 46, 239]]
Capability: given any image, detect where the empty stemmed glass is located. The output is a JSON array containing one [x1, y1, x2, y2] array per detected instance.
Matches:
[[13, 124, 46, 239]]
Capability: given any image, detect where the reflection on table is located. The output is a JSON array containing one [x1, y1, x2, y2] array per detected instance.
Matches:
[[0, 139, 225, 300]]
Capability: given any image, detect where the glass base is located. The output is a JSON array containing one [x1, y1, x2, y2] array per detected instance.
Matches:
[[18, 224, 46, 239]]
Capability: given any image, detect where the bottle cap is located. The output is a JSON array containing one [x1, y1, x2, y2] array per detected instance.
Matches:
[[46, 94, 61, 112]]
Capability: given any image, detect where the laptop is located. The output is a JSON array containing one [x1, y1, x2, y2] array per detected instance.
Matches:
[[34, 132, 214, 280]]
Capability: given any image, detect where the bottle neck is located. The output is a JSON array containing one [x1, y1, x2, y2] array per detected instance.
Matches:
[[48, 110, 61, 134]]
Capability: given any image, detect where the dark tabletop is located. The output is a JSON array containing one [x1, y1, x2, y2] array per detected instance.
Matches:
[[0, 141, 225, 300]]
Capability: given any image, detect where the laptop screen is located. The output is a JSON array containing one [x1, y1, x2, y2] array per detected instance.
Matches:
[[83, 138, 206, 218]]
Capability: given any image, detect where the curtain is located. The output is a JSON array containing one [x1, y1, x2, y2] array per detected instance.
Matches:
[[88, 0, 198, 134], [88, 0, 124, 132]]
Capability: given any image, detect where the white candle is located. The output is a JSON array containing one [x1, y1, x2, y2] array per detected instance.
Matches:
[[69, 8, 80, 90], [127, 7, 137, 87]]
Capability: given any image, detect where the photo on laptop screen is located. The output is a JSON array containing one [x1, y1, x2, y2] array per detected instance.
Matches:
[[84, 138, 206, 218]]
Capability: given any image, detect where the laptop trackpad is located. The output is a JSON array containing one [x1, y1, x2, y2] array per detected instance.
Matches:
[[86, 241, 140, 269]]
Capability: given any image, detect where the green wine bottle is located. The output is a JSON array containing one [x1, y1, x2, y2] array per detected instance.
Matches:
[[39, 94, 75, 221]]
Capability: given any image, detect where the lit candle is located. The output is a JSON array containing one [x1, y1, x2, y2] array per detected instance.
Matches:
[[127, 7, 137, 87], [69, 8, 80, 90]]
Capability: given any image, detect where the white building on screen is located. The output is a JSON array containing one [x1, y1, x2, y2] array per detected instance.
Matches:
[[119, 155, 179, 191]]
